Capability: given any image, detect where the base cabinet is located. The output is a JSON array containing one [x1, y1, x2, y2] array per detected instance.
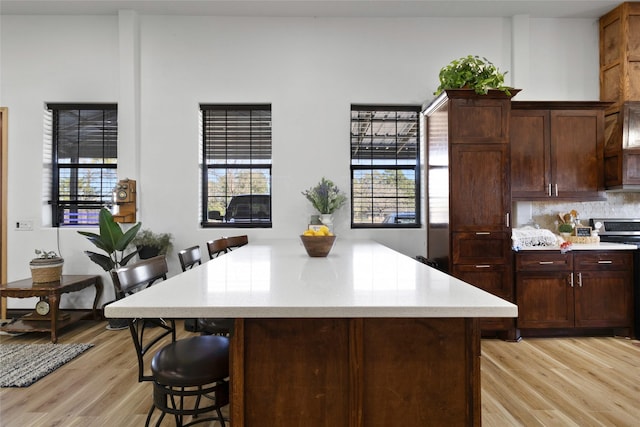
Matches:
[[515, 251, 633, 334]]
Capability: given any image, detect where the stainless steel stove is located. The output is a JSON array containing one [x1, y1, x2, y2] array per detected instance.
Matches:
[[590, 218, 640, 338], [590, 218, 640, 247]]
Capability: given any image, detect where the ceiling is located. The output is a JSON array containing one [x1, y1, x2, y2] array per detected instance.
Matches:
[[0, 0, 625, 19]]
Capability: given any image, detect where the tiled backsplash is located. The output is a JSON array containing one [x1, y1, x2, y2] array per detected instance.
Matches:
[[514, 192, 640, 231]]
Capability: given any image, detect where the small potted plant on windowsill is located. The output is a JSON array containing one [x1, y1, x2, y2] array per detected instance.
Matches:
[[29, 249, 64, 283], [132, 229, 174, 259]]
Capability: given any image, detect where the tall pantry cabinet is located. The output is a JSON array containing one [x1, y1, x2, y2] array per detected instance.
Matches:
[[424, 89, 518, 340]]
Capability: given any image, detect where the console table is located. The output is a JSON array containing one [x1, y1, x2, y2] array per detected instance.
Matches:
[[0, 275, 102, 343]]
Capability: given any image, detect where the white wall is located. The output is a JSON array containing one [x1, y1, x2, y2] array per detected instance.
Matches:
[[0, 13, 601, 308]]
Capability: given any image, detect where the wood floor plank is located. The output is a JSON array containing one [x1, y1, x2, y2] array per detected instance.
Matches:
[[2, 321, 639, 426]]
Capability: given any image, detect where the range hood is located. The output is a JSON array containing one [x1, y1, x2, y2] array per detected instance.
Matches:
[[604, 101, 640, 191]]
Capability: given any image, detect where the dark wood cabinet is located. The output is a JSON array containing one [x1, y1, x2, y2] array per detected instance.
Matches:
[[510, 102, 609, 201], [600, 4, 640, 190], [425, 89, 517, 339], [515, 251, 633, 335]]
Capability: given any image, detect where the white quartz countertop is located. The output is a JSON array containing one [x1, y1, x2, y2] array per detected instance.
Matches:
[[515, 242, 637, 251], [105, 239, 517, 319]]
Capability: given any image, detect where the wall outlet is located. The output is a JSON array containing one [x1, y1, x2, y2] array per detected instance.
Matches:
[[15, 220, 33, 231]]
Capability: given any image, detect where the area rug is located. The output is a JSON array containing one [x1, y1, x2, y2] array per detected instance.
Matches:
[[0, 343, 94, 387]]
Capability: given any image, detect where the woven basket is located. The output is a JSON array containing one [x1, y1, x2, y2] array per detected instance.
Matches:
[[29, 258, 64, 283]]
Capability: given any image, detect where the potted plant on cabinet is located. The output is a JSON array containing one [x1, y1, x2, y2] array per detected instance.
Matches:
[[132, 229, 173, 259], [78, 207, 141, 329], [434, 55, 512, 96], [29, 249, 64, 283]]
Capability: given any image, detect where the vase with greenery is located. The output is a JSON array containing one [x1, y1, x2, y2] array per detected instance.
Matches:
[[434, 55, 511, 96], [302, 177, 347, 215], [132, 229, 173, 259]]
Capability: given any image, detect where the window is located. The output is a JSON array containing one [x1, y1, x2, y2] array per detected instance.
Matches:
[[351, 105, 420, 227], [47, 104, 117, 226], [201, 104, 272, 227]]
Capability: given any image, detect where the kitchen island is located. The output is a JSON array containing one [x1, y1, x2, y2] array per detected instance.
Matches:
[[105, 239, 517, 426]]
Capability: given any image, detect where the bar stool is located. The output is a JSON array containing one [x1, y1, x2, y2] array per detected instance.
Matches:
[[225, 234, 248, 250], [112, 256, 229, 426], [206, 238, 228, 260]]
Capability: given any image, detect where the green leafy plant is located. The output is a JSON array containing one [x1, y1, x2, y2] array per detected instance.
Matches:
[[132, 229, 173, 256], [33, 249, 61, 259], [558, 223, 574, 233], [302, 177, 347, 215], [434, 55, 510, 96], [77, 207, 141, 272]]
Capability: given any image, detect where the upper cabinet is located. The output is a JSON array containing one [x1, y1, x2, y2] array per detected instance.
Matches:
[[510, 102, 610, 201], [600, 2, 640, 190]]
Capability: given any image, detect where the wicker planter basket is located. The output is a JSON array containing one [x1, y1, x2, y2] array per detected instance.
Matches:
[[29, 258, 64, 283]]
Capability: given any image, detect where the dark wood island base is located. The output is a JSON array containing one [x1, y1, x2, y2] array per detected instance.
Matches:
[[231, 317, 481, 427]]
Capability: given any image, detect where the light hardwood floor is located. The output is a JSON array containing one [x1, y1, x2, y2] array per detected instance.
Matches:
[[1, 320, 639, 426]]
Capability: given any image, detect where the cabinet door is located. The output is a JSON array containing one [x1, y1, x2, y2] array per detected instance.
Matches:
[[573, 252, 633, 328], [450, 144, 510, 232], [510, 109, 551, 199], [449, 97, 511, 144], [550, 110, 605, 198], [516, 272, 574, 329], [574, 270, 633, 328]]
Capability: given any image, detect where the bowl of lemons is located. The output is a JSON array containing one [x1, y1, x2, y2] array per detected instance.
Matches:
[[300, 226, 336, 257]]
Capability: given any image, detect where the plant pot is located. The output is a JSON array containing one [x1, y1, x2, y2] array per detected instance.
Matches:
[[137, 245, 161, 260], [29, 257, 64, 283]]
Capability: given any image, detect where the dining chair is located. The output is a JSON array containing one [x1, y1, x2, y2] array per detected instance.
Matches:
[[206, 238, 228, 260], [178, 245, 202, 271], [112, 255, 229, 426], [225, 234, 248, 250]]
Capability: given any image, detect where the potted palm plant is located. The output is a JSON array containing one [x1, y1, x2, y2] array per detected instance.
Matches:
[[78, 207, 141, 329]]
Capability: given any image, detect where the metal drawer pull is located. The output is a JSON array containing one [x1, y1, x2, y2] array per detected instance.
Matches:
[[475, 265, 491, 268], [475, 232, 490, 235], [538, 261, 554, 265], [597, 260, 613, 264]]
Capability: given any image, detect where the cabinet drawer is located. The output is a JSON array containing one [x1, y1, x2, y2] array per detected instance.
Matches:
[[452, 232, 511, 264], [574, 251, 633, 271], [515, 252, 572, 271], [452, 264, 513, 299]]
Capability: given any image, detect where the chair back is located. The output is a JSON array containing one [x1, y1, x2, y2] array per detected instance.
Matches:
[[207, 238, 228, 259], [112, 255, 175, 382], [178, 246, 202, 272], [226, 234, 248, 250], [113, 255, 168, 298]]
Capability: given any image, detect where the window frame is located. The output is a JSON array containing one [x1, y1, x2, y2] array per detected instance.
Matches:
[[48, 103, 118, 227], [200, 104, 273, 228], [350, 105, 421, 229]]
